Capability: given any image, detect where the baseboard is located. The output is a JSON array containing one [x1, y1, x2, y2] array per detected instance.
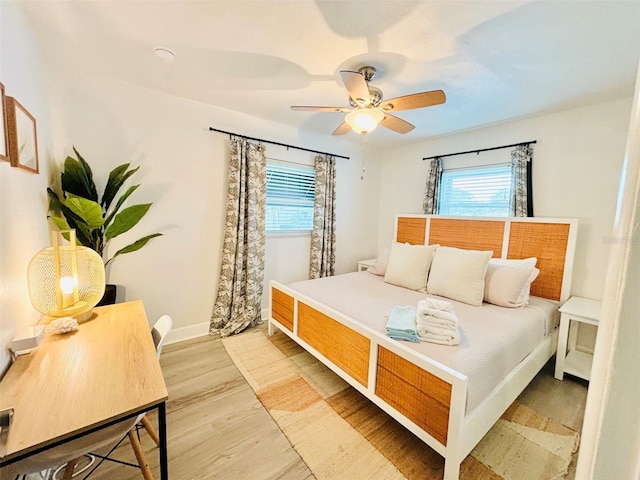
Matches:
[[166, 309, 270, 345], [165, 321, 210, 345]]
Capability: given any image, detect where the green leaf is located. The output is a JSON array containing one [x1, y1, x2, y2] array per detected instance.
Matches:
[[61, 156, 97, 201], [105, 233, 163, 266], [102, 164, 140, 211], [105, 203, 152, 241], [72, 147, 98, 201], [47, 188, 94, 247], [65, 194, 105, 229], [49, 215, 71, 231], [102, 163, 129, 209], [104, 184, 140, 229], [47, 187, 64, 211]]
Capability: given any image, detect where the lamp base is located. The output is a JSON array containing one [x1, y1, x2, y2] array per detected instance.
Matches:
[[73, 310, 95, 323], [40, 309, 95, 325]]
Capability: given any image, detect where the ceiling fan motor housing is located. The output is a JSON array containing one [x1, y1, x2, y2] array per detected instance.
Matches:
[[358, 66, 377, 82], [349, 85, 382, 108]]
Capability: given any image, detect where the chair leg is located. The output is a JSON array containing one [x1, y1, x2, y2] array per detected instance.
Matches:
[[128, 430, 155, 480], [62, 459, 78, 480], [140, 416, 160, 447]]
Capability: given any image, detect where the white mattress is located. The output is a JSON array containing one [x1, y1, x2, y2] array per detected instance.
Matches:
[[286, 271, 559, 413]]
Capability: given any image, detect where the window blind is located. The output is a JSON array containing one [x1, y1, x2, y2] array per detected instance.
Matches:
[[266, 162, 315, 231], [438, 164, 512, 217]]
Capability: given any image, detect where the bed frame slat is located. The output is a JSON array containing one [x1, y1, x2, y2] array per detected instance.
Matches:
[[271, 288, 294, 332], [376, 346, 451, 445], [298, 302, 370, 387], [507, 222, 571, 301], [396, 216, 427, 245], [428, 218, 505, 256]]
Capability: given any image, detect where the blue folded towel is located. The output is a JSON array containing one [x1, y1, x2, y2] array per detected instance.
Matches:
[[385, 306, 420, 343]]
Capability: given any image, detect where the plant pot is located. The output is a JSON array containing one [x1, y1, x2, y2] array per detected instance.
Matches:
[[97, 284, 118, 306]]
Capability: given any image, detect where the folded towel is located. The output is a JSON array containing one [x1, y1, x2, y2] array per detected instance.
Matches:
[[417, 298, 459, 329], [423, 297, 456, 313], [385, 306, 419, 343], [415, 299, 460, 345], [417, 326, 461, 346]]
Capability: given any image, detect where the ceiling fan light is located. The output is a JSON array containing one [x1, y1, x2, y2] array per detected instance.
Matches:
[[345, 108, 384, 134]]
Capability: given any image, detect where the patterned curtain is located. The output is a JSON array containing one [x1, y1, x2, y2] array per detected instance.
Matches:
[[210, 138, 266, 337], [309, 154, 336, 279], [422, 157, 443, 214], [511, 144, 534, 217]]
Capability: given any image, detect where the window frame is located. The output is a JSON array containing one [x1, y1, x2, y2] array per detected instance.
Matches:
[[265, 160, 315, 234], [437, 162, 513, 217]]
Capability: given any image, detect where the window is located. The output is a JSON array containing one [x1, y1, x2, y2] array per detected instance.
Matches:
[[438, 164, 512, 217], [266, 161, 315, 232]]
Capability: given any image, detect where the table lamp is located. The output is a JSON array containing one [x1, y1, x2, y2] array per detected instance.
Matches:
[[27, 229, 105, 323]]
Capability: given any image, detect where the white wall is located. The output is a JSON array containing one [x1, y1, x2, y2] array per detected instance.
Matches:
[[377, 99, 632, 301], [50, 73, 381, 341], [0, 3, 55, 373]]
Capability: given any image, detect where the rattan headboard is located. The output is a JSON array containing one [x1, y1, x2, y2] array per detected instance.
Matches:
[[394, 215, 578, 302]]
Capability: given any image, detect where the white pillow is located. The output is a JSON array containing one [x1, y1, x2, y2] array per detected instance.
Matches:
[[426, 246, 493, 306], [384, 243, 438, 291], [367, 247, 390, 276], [484, 258, 539, 307]]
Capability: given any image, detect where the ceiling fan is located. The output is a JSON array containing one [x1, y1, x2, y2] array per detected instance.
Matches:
[[291, 66, 446, 136]]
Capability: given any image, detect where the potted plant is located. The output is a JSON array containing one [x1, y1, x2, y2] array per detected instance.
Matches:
[[47, 147, 162, 304]]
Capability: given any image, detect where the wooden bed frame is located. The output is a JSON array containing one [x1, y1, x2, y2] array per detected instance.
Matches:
[[268, 215, 578, 479]]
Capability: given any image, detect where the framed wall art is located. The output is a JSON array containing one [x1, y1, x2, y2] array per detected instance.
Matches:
[[6, 96, 39, 174], [0, 83, 8, 162]]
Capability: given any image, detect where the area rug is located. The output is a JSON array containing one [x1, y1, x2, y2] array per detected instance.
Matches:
[[222, 326, 579, 480]]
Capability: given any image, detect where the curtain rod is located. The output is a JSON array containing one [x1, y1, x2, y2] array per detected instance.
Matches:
[[422, 140, 537, 161], [209, 127, 350, 160]]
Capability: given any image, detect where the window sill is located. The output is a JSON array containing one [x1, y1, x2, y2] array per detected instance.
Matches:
[[266, 230, 312, 239]]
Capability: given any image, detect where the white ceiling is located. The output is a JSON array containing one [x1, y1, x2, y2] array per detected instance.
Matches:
[[16, 1, 640, 147]]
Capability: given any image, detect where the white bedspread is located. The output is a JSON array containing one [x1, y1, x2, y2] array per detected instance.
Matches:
[[286, 271, 559, 413]]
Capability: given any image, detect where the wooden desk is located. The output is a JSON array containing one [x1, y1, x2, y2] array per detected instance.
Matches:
[[0, 301, 169, 478]]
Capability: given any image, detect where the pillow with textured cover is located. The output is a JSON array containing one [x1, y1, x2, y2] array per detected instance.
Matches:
[[484, 257, 539, 307], [427, 246, 493, 306], [384, 243, 438, 291]]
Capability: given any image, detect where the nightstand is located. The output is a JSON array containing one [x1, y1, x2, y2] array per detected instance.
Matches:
[[554, 296, 602, 381], [357, 258, 376, 272]]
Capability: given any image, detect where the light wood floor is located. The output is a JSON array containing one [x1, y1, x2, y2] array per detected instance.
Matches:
[[82, 329, 588, 480]]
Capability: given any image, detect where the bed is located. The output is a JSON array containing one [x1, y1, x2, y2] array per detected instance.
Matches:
[[268, 214, 578, 479]]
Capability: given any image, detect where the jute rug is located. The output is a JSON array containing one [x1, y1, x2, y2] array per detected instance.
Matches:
[[222, 326, 579, 480]]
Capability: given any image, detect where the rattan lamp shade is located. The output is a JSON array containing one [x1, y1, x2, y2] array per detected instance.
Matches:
[[27, 230, 105, 322]]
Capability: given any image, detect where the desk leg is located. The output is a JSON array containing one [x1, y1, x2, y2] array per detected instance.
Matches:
[[159, 401, 168, 479]]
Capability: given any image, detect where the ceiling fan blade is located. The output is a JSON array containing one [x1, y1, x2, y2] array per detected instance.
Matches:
[[380, 114, 415, 134], [340, 70, 370, 105], [380, 90, 446, 112], [332, 122, 351, 136], [291, 105, 349, 112]]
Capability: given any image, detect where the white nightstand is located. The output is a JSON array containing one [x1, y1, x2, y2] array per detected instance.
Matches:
[[357, 258, 376, 272], [554, 296, 602, 381]]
